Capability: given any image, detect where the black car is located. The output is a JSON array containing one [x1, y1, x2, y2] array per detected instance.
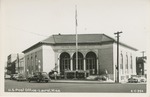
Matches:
[[28, 72, 50, 83]]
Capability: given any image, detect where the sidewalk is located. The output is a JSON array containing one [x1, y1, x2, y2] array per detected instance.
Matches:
[[50, 79, 116, 84]]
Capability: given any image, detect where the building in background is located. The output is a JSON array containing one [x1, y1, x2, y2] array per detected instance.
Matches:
[[23, 34, 138, 82], [136, 56, 147, 77], [6, 53, 24, 75], [7, 54, 18, 75], [15, 55, 25, 74]]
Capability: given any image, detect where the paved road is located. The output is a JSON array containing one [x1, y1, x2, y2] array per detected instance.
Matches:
[[5, 79, 146, 93]]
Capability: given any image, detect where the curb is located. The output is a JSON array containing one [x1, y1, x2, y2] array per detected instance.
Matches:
[[50, 80, 116, 84]]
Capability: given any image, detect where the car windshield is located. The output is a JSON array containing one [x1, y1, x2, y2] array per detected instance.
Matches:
[[18, 74, 25, 77], [41, 72, 49, 77], [132, 77, 138, 79], [14, 74, 18, 76]]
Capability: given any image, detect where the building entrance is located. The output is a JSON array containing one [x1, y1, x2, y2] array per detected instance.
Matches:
[[60, 52, 70, 75], [86, 52, 97, 75], [73, 52, 84, 70]]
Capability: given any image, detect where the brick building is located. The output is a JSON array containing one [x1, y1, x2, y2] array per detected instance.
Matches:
[[23, 34, 137, 82]]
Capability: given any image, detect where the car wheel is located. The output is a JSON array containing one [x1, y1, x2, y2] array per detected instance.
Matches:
[[28, 79, 30, 82], [37, 79, 40, 83], [45, 80, 48, 83]]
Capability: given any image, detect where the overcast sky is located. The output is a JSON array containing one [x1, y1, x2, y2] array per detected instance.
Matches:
[[1, 0, 150, 63]]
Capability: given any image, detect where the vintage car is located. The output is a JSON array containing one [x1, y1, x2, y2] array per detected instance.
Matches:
[[5, 74, 11, 79], [28, 72, 50, 83], [128, 77, 140, 83], [128, 75, 147, 83], [16, 74, 26, 81], [139, 76, 147, 82], [10, 74, 18, 80]]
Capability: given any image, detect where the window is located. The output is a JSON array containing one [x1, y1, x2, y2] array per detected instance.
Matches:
[[27, 57, 30, 73], [130, 55, 133, 73], [35, 55, 38, 71], [126, 55, 128, 73], [139, 64, 142, 68], [60, 52, 71, 75], [120, 53, 123, 74], [73, 52, 84, 71], [31, 56, 33, 73], [86, 52, 97, 75]]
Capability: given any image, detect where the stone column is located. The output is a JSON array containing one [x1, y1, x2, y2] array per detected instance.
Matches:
[[55, 51, 60, 74], [97, 58, 99, 75], [84, 57, 86, 78], [70, 58, 73, 71], [84, 58, 86, 71], [57, 58, 60, 74]]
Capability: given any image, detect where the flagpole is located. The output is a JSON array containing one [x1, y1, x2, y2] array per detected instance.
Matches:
[[75, 5, 78, 77]]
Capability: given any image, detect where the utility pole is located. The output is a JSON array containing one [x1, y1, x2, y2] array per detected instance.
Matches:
[[141, 51, 145, 58], [114, 31, 122, 83]]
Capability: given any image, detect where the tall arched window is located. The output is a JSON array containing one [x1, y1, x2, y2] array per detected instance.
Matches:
[[60, 52, 70, 75], [35, 55, 38, 72], [86, 52, 97, 75], [31, 56, 33, 74], [120, 53, 123, 74], [27, 57, 30, 74], [73, 52, 84, 70], [130, 55, 133, 73], [126, 55, 128, 73]]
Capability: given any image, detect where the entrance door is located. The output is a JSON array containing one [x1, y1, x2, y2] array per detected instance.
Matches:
[[73, 52, 84, 70], [62, 58, 70, 71], [86, 52, 97, 75], [60, 52, 70, 75]]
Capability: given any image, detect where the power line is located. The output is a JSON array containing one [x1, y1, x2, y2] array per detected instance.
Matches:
[[7, 25, 49, 37]]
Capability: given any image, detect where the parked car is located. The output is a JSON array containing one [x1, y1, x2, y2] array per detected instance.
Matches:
[[128, 77, 140, 83], [16, 74, 26, 81], [139, 76, 147, 83], [10, 74, 18, 80], [28, 72, 50, 83], [86, 75, 107, 81], [128, 75, 147, 83], [5, 74, 11, 79], [94, 75, 107, 81]]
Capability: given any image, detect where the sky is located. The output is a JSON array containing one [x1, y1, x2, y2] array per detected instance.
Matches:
[[1, 0, 150, 64]]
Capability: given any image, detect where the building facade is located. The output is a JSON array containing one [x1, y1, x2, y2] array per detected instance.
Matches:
[[7, 54, 25, 75], [7, 54, 18, 75], [136, 56, 147, 76], [23, 34, 137, 82]]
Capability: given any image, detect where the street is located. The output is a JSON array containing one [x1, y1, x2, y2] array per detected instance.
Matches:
[[5, 79, 146, 93]]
